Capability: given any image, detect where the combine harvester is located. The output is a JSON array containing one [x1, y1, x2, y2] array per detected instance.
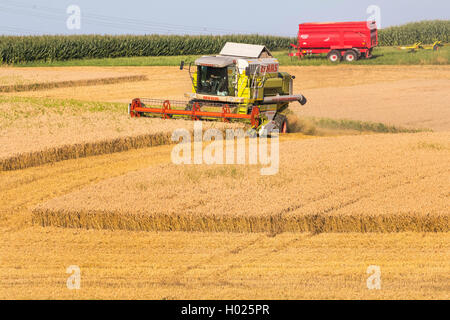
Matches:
[[129, 42, 307, 134]]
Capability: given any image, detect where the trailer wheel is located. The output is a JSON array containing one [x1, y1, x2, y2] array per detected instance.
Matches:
[[274, 114, 288, 133], [344, 50, 357, 62], [327, 50, 341, 63]]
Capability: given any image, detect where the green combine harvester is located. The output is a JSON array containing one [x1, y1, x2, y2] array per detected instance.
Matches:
[[129, 42, 307, 134]]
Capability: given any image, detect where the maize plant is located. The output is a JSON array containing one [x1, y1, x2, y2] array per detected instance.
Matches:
[[378, 20, 449, 46], [0, 34, 295, 64]]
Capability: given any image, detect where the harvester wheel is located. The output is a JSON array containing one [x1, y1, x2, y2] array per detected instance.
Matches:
[[274, 114, 288, 133], [327, 50, 341, 63], [344, 50, 357, 62], [281, 120, 288, 133]]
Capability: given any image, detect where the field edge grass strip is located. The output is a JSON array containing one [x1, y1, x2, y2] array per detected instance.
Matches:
[[31, 210, 449, 233]]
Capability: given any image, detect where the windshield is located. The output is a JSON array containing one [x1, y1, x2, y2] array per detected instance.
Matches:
[[197, 66, 228, 96]]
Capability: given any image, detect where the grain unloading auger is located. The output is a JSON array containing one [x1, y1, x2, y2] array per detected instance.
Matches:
[[129, 42, 307, 134]]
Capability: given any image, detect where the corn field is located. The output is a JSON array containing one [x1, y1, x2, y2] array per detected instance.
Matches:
[[0, 20, 448, 64], [378, 20, 450, 46], [0, 34, 294, 64]]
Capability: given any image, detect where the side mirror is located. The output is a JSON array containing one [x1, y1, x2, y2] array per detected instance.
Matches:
[[291, 75, 296, 79], [180, 61, 185, 70]]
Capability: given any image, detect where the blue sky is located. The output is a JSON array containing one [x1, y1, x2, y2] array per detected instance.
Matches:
[[0, 0, 449, 36]]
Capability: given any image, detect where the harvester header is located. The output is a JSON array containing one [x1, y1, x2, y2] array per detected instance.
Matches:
[[129, 42, 307, 134]]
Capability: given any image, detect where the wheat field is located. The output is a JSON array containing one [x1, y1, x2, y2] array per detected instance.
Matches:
[[6, 65, 449, 101], [0, 96, 243, 170], [0, 64, 449, 299], [1, 228, 448, 299], [293, 79, 450, 132], [0, 141, 448, 299], [5, 65, 449, 131], [34, 132, 450, 233], [2, 65, 448, 170], [0, 67, 143, 86]]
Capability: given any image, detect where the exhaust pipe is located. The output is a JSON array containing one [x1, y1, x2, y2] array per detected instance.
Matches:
[[262, 94, 307, 105]]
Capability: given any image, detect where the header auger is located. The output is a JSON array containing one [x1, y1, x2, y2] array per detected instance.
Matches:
[[129, 42, 307, 135]]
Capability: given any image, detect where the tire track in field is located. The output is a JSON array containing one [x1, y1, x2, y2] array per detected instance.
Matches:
[[202, 235, 304, 284], [309, 164, 447, 216], [276, 161, 445, 217], [262, 162, 449, 234], [319, 170, 448, 215], [154, 235, 266, 287]]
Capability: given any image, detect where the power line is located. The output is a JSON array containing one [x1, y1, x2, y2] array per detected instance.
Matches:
[[0, 0, 252, 35], [0, 5, 199, 35]]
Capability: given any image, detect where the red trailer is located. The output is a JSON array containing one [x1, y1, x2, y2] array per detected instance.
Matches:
[[289, 21, 378, 62]]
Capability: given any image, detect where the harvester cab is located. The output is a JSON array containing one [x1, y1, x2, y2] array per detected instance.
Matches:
[[129, 42, 307, 135]]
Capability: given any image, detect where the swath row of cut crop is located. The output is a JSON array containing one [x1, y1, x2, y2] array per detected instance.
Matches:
[[32, 209, 448, 233], [0, 123, 245, 171], [0, 132, 173, 170], [0, 75, 147, 92]]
